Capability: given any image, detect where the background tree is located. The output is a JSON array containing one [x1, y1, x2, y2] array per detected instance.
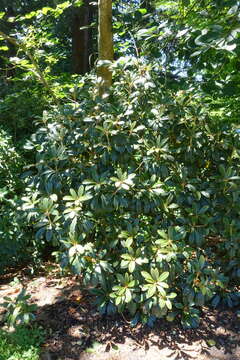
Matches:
[[72, 0, 95, 74], [97, 0, 114, 92]]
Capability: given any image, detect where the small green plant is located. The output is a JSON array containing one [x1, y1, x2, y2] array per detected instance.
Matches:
[[1, 288, 37, 328], [0, 326, 45, 360]]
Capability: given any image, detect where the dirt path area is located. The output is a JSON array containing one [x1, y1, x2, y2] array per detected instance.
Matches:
[[0, 269, 239, 360]]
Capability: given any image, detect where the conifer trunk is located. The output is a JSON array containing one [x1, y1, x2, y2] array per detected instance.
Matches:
[[72, 0, 94, 74], [98, 0, 114, 93]]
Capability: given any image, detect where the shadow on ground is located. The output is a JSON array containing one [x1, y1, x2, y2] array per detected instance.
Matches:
[[36, 283, 240, 360], [1, 269, 239, 360]]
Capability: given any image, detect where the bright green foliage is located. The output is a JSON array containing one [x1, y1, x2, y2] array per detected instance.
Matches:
[[0, 326, 45, 360], [22, 58, 240, 327], [137, 1, 240, 126]]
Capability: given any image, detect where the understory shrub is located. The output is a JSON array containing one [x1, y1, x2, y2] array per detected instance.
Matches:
[[0, 128, 23, 191], [0, 129, 31, 273], [0, 195, 31, 274], [23, 57, 240, 328], [0, 80, 47, 140]]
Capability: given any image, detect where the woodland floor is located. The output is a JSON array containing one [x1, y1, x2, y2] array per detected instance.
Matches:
[[0, 263, 239, 360]]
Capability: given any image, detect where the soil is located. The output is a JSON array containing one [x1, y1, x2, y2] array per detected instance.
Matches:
[[0, 265, 239, 360]]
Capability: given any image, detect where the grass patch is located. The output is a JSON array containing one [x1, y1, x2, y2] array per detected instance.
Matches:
[[0, 325, 45, 360]]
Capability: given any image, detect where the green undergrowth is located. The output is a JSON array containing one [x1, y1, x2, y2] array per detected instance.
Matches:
[[0, 128, 32, 274], [0, 326, 45, 360]]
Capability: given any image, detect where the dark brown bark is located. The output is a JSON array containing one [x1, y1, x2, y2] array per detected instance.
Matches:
[[72, 0, 94, 75]]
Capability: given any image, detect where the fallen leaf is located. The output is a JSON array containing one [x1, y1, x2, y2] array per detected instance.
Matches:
[[207, 339, 216, 347]]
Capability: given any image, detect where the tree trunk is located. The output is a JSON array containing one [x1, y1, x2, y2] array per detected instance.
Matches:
[[97, 0, 114, 93], [72, 0, 93, 75]]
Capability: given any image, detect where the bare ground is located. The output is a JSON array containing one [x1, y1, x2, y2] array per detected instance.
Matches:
[[0, 266, 239, 360]]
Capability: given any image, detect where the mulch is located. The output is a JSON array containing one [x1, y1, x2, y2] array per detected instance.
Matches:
[[1, 265, 239, 360]]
